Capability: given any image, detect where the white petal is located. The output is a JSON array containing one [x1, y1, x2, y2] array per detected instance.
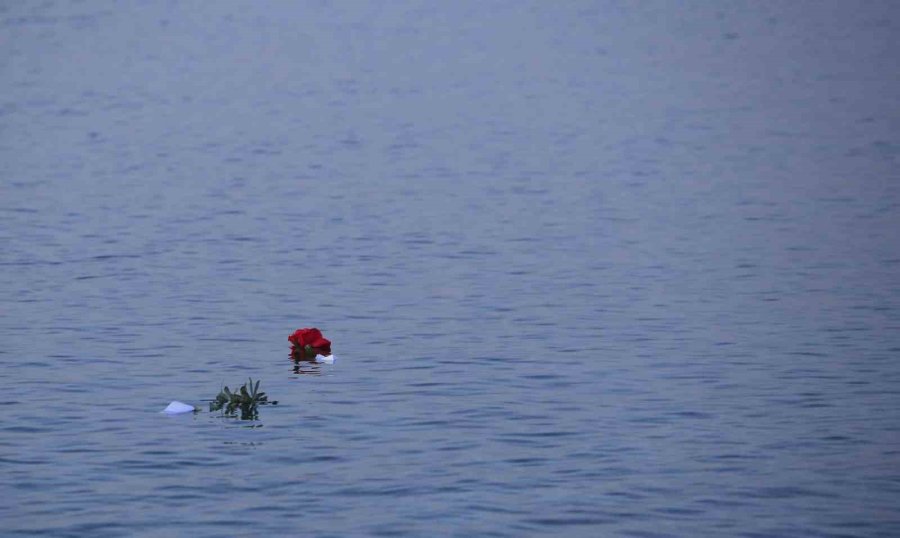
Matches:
[[162, 401, 195, 414], [316, 354, 335, 364]]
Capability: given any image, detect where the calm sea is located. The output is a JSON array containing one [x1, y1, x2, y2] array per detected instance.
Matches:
[[2, 1, 899, 536]]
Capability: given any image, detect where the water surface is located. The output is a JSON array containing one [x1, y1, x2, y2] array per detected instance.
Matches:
[[2, 1, 899, 536]]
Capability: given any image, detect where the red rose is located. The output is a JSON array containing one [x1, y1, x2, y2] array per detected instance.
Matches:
[[288, 327, 331, 353]]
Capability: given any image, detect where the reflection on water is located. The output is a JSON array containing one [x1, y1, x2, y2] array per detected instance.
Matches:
[[292, 358, 325, 376]]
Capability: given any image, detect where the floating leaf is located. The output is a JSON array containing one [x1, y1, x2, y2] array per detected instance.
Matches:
[[208, 379, 274, 420]]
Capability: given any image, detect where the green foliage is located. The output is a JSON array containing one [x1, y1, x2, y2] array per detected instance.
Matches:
[[209, 378, 276, 419]]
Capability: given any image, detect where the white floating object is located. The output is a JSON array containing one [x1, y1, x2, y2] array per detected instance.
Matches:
[[316, 354, 335, 364], [161, 401, 196, 415]]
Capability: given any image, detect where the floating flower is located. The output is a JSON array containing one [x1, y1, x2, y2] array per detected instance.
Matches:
[[289, 327, 331, 358]]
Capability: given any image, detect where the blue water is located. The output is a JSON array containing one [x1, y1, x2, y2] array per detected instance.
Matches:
[[2, 1, 899, 536]]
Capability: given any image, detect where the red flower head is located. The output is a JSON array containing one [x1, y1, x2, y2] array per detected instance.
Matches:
[[288, 327, 331, 354]]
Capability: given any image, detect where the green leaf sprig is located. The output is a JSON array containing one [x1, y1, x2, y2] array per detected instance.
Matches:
[[209, 378, 276, 419]]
